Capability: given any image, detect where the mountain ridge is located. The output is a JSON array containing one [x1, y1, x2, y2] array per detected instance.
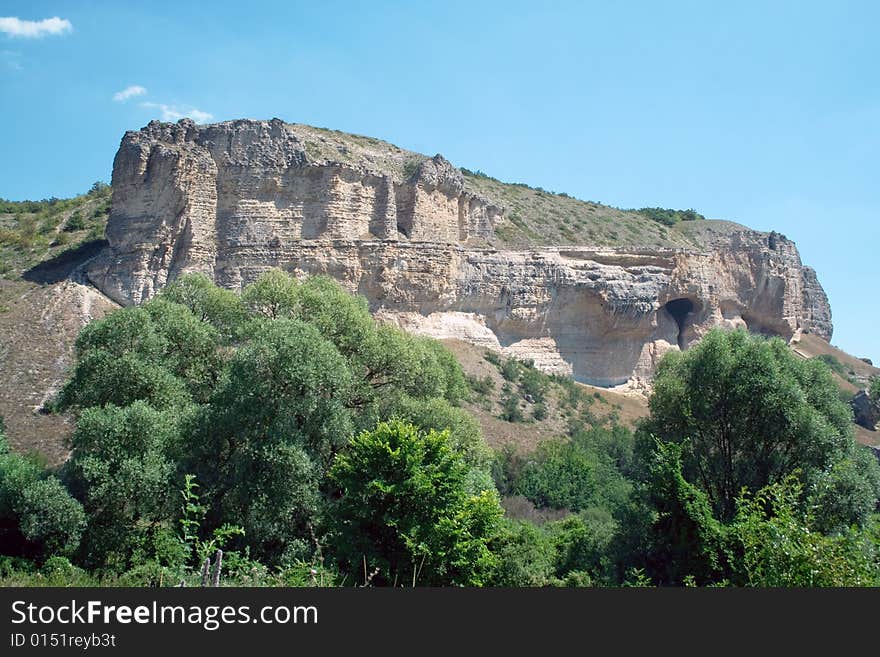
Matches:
[[84, 117, 832, 389]]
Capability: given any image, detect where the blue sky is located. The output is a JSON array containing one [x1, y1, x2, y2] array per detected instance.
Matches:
[[1, 1, 877, 363]]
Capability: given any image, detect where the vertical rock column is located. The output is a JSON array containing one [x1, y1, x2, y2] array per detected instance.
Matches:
[[369, 175, 398, 240]]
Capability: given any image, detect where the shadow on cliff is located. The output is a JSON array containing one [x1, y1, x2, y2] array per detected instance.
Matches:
[[23, 239, 108, 284]]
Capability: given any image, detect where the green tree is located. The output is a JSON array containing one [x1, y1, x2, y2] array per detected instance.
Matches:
[[201, 318, 354, 468], [63, 402, 181, 569], [546, 510, 619, 585], [517, 439, 598, 511], [143, 299, 224, 402], [638, 329, 859, 522], [809, 446, 880, 534], [489, 519, 555, 586], [241, 268, 300, 319], [516, 427, 633, 514], [388, 396, 491, 475], [53, 271, 490, 570], [642, 441, 727, 585], [160, 273, 249, 342], [729, 477, 879, 586], [329, 420, 502, 586], [239, 272, 468, 413], [0, 428, 85, 561], [56, 305, 197, 411], [188, 318, 351, 562]]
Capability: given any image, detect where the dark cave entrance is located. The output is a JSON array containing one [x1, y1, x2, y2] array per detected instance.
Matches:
[[664, 298, 695, 350]]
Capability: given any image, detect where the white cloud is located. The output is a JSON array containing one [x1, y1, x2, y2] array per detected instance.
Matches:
[[187, 108, 214, 123], [113, 85, 147, 102], [141, 102, 214, 124], [0, 16, 72, 38]]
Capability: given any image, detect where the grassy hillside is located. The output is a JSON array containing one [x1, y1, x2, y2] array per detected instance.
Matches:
[[290, 122, 736, 249], [447, 334, 879, 453], [0, 183, 110, 281], [443, 338, 648, 454], [791, 332, 879, 386], [460, 168, 710, 249], [0, 184, 116, 462]]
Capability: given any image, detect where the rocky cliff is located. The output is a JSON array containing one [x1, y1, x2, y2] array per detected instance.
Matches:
[[86, 118, 833, 387]]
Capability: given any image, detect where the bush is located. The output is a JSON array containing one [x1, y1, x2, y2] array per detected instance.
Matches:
[[532, 402, 548, 421], [0, 430, 85, 561], [515, 427, 633, 514], [499, 384, 524, 422], [546, 511, 617, 583], [500, 358, 521, 382], [634, 207, 705, 226], [0, 556, 99, 587], [17, 479, 86, 558], [491, 444, 526, 496], [729, 478, 879, 586], [489, 512, 619, 586], [466, 374, 495, 397], [64, 211, 87, 232], [520, 367, 548, 404], [516, 441, 590, 510], [489, 519, 555, 586], [329, 420, 502, 586]]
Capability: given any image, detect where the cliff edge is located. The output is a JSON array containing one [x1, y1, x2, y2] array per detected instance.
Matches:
[[86, 118, 832, 387]]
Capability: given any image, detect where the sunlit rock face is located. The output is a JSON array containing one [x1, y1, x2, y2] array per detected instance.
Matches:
[[87, 119, 832, 387]]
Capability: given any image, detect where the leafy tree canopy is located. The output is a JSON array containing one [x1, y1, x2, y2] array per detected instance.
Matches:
[[638, 329, 862, 522], [0, 428, 85, 561], [329, 420, 502, 586], [51, 271, 485, 569]]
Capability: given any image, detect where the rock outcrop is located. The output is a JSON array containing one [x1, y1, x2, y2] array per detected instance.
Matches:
[[86, 119, 833, 387], [852, 391, 879, 431]]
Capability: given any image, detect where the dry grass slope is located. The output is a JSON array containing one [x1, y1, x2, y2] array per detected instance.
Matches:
[[443, 338, 648, 454], [289, 122, 741, 250]]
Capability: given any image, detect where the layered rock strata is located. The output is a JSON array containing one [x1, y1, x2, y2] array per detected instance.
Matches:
[[86, 119, 832, 387]]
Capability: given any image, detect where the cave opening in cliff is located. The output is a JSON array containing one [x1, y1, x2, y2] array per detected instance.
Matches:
[[664, 298, 695, 350]]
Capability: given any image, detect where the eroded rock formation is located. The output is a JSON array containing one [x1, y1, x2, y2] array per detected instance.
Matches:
[[86, 119, 832, 387]]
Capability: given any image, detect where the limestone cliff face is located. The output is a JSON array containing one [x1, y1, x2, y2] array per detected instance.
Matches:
[[87, 119, 833, 387]]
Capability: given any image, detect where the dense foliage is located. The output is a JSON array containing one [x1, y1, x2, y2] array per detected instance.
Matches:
[[638, 329, 870, 522], [330, 420, 502, 586], [0, 422, 85, 561], [17, 272, 489, 583], [515, 425, 633, 514], [2, 279, 878, 586], [635, 329, 880, 584], [634, 207, 705, 226]]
